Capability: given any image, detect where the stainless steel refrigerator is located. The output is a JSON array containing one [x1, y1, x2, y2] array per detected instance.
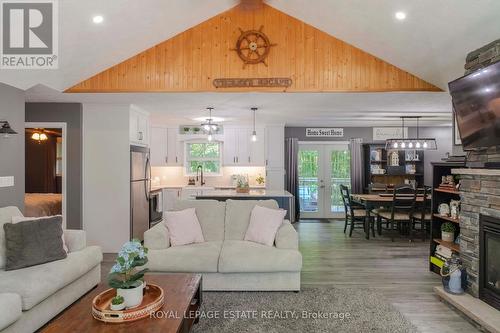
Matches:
[[130, 145, 151, 242]]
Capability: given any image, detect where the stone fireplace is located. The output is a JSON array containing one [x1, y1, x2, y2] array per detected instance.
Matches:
[[480, 215, 500, 310], [452, 168, 500, 301]]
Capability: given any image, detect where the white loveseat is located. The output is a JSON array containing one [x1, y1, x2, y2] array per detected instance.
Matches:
[[0, 207, 102, 333], [144, 199, 302, 291]]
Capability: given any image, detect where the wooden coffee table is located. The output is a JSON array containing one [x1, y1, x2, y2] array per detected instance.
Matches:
[[40, 274, 202, 333]]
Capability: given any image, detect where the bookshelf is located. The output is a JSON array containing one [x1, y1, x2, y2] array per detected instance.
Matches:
[[363, 144, 425, 192], [429, 162, 465, 274]]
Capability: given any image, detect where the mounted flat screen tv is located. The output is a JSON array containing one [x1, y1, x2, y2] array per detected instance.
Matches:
[[449, 61, 500, 150]]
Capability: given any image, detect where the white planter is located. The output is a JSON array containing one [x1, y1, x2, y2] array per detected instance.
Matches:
[[110, 302, 125, 311], [117, 282, 144, 309], [442, 231, 455, 242]]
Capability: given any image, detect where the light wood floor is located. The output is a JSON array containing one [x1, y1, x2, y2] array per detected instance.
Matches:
[[101, 219, 480, 333], [297, 219, 480, 333]]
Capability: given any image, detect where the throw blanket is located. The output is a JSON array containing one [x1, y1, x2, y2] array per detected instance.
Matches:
[[24, 193, 62, 217]]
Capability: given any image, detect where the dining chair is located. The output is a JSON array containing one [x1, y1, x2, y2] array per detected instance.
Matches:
[[368, 183, 389, 227], [375, 184, 417, 242], [340, 185, 375, 237], [410, 186, 432, 241]]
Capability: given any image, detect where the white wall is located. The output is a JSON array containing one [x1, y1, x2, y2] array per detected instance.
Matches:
[[83, 104, 130, 253]]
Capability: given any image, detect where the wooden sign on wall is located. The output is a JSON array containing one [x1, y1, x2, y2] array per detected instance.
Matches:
[[213, 77, 292, 88], [373, 127, 408, 141], [306, 128, 344, 138]]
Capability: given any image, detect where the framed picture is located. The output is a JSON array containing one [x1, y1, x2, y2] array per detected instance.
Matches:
[[453, 112, 462, 146]]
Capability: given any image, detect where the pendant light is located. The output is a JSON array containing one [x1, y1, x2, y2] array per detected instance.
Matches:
[[201, 107, 219, 142], [251, 107, 258, 142], [385, 116, 437, 150]]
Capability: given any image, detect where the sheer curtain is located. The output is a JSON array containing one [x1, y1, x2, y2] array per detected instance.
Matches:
[[349, 138, 364, 194], [285, 138, 300, 222]]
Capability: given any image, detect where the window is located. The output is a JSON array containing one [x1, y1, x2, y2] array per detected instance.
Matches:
[[185, 142, 222, 176]]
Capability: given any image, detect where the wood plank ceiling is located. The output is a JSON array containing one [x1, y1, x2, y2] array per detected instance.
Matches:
[[67, 3, 441, 93]]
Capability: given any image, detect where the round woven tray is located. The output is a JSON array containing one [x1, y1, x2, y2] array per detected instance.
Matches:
[[92, 284, 164, 323]]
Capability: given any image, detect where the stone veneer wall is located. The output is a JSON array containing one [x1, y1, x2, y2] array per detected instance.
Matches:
[[452, 168, 500, 297]]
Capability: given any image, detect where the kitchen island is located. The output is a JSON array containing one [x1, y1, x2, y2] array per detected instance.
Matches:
[[195, 189, 295, 222]]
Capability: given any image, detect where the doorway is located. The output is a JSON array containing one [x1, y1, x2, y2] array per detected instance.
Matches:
[[25, 123, 67, 228], [298, 142, 350, 219]]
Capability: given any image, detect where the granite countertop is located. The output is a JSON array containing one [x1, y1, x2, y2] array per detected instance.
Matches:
[[151, 185, 267, 191], [195, 189, 293, 198]]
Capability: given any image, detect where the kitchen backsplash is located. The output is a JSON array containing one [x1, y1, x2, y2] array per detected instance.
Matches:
[[151, 166, 267, 187]]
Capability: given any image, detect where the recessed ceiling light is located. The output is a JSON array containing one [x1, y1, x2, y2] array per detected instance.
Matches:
[[395, 11, 406, 20], [92, 15, 104, 24]]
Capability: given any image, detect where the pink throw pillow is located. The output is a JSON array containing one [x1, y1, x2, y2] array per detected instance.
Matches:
[[244, 205, 286, 246], [164, 208, 205, 246]]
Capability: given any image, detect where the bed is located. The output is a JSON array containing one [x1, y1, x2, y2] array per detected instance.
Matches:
[[24, 193, 62, 217]]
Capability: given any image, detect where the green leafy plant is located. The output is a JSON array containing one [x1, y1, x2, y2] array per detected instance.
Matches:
[[441, 222, 456, 233], [183, 127, 190, 134], [193, 127, 201, 133], [108, 239, 148, 289], [111, 295, 124, 305], [235, 174, 249, 188]]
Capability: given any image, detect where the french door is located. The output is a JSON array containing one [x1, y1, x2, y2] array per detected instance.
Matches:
[[298, 143, 351, 219]]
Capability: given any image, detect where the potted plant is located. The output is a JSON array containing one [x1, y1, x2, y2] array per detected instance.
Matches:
[[441, 222, 456, 242], [110, 295, 125, 311], [193, 127, 201, 134], [236, 175, 250, 193], [183, 127, 191, 134], [108, 239, 148, 309], [255, 174, 265, 186]]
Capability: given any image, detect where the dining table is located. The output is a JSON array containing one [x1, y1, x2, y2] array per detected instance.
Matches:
[[350, 193, 431, 240]]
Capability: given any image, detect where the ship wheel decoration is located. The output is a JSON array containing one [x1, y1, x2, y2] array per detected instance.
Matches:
[[231, 26, 277, 68]]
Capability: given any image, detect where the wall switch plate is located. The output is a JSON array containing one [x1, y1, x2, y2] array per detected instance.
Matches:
[[0, 176, 14, 188]]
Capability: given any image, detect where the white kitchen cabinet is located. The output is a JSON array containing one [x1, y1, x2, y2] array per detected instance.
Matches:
[[163, 188, 181, 211], [130, 108, 150, 146], [151, 127, 167, 166], [167, 128, 183, 166], [265, 168, 285, 190], [265, 125, 285, 190], [223, 128, 238, 165], [248, 128, 266, 166], [223, 127, 265, 166], [150, 127, 183, 166], [265, 125, 285, 169]]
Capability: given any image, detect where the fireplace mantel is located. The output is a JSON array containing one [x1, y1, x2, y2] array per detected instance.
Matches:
[[452, 168, 500, 176]]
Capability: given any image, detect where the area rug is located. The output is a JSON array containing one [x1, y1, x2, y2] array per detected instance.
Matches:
[[192, 287, 417, 333]]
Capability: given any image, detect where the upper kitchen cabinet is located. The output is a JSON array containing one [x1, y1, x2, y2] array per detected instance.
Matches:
[[130, 107, 150, 146], [265, 125, 285, 169], [223, 127, 265, 166], [248, 128, 266, 166], [150, 127, 183, 166]]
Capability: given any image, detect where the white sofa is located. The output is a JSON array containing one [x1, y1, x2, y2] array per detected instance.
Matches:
[[144, 199, 302, 291], [0, 207, 102, 333]]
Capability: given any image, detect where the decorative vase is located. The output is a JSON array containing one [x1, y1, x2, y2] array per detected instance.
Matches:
[[110, 302, 125, 311], [442, 231, 455, 242], [117, 282, 144, 309]]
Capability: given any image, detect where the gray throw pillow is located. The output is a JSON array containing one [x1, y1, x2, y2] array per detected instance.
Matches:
[[3, 216, 67, 271]]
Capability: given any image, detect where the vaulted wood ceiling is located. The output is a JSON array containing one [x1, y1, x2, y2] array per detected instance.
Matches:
[[67, 3, 440, 93]]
